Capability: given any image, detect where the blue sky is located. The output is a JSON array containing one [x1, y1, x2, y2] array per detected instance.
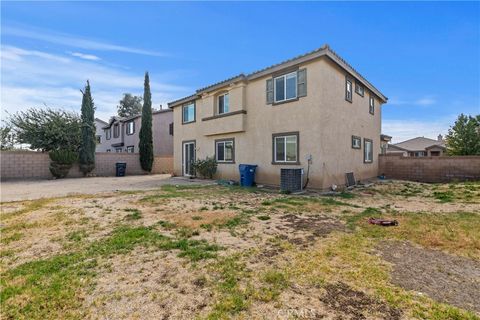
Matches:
[[1, 1, 479, 142]]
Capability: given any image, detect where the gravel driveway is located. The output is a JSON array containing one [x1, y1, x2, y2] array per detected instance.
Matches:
[[0, 175, 213, 202]]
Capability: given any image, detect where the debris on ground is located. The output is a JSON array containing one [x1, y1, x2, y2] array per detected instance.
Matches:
[[368, 218, 398, 226]]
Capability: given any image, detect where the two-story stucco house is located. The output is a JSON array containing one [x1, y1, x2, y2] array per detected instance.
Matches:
[[168, 45, 388, 189], [97, 109, 174, 156]]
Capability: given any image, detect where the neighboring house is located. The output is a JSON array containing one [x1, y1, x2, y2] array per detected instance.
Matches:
[[168, 44, 388, 189], [97, 109, 173, 155], [94, 118, 109, 152], [387, 135, 446, 157], [380, 134, 392, 155]]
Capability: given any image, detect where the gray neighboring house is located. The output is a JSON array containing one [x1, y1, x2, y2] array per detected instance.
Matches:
[[94, 118, 109, 152], [96, 109, 174, 156], [387, 135, 446, 157]]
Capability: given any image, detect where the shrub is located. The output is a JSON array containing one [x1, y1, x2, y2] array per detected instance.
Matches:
[[192, 157, 217, 179], [49, 149, 78, 178]]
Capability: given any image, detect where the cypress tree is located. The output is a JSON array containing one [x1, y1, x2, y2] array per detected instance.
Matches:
[[139, 72, 154, 172], [79, 80, 96, 175]]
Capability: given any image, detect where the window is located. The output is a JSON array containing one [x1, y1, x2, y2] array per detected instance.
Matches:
[[274, 72, 297, 103], [364, 139, 373, 163], [182, 102, 195, 123], [413, 151, 425, 157], [355, 83, 364, 96], [273, 133, 298, 163], [126, 121, 135, 135], [115, 147, 122, 153], [126, 146, 134, 153], [352, 136, 361, 149], [106, 149, 111, 152], [113, 124, 120, 138], [345, 77, 353, 102], [215, 139, 234, 163], [218, 93, 230, 114], [96, 135, 101, 144], [105, 129, 111, 140], [169, 122, 174, 136], [369, 96, 375, 115]]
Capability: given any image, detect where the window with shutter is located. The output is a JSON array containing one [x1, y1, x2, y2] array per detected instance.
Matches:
[[345, 77, 353, 103], [297, 68, 307, 97], [369, 96, 375, 115], [266, 78, 274, 104]]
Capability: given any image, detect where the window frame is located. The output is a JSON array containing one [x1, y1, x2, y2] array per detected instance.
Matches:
[[182, 102, 196, 124], [105, 129, 111, 140], [345, 76, 353, 103], [215, 138, 235, 163], [273, 71, 298, 103], [272, 132, 300, 165], [113, 124, 120, 138], [352, 135, 361, 149], [369, 95, 375, 115], [364, 138, 373, 163], [126, 146, 134, 153], [126, 121, 135, 135], [217, 93, 230, 115], [355, 83, 364, 97]]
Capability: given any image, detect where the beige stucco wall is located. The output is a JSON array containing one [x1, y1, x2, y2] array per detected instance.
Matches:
[[173, 56, 383, 189]]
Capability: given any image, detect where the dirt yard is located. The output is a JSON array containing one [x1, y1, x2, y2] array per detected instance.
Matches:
[[1, 180, 479, 319]]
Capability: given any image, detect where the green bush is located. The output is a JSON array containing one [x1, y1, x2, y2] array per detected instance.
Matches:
[[192, 157, 217, 179], [49, 149, 78, 178], [49, 149, 78, 165]]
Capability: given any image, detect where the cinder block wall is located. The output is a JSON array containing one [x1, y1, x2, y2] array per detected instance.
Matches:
[[0, 151, 173, 180], [379, 154, 480, 182]]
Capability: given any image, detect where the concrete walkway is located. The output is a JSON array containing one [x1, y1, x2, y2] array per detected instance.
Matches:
[[1, 175, 213, 202]]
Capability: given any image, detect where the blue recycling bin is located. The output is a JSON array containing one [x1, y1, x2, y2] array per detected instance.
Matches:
[[239, 164, 257, 187]]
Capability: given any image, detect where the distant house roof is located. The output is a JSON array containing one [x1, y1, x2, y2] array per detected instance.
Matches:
[[95, 118, 108, 125], [168, 44, 388, 108], [392, 137, 446, 152], [101, 109, 172, 129]]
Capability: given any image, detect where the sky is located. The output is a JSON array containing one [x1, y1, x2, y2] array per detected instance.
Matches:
[[1, 1, 479, 143]]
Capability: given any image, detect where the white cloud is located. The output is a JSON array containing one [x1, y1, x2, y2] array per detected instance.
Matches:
[[1, 45, 189, 121], [70, 52, 101, 61], [388, 96, 436, 107], [3, 25, 167, 57], [414, 97, 436, 106], [382, 116, 457, 143]]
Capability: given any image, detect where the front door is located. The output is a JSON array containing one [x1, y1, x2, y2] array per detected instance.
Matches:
[[183, 141, 196, 176]]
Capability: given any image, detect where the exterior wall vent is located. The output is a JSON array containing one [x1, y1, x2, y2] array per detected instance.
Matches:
[[280, 168, 304, 193]]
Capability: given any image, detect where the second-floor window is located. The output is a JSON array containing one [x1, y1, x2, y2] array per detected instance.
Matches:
[[369, 96, 375, 115], [274, 72, 297, 103], [345, 77, 353, 102], [355, 83, 364, 96], [182, 102, 195, 123], [113, 124, 120, 138], [96, 135, 101, 144], [169, 123, 174, 136], [352, 136, 361, 149], [126, 121, 135, 135], [105, 129, 111, 140], [218, 93, 229, 114]]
